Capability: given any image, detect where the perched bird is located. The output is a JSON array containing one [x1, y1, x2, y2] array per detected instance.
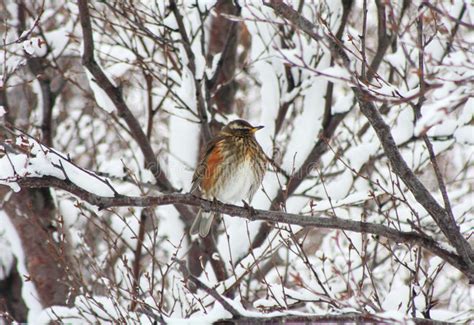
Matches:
[[190, 119, 267, 237]]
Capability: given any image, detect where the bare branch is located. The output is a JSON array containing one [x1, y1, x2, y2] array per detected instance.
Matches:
[[218, 312, 457, 325], [5, 175, 470, 280], [264, 0, 474, 282], [421, 1, 473, 29], [252, 0, 354, 251], [175, 258, 240, 317], [77, 0, 173, 192], [414, 10, 457, 258], [169, 0, 211, 142]]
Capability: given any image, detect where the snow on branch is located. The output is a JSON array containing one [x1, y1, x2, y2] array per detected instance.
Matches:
[[263, 0, 474, 284], [0, 133, 470, 279], [77, 0, 174, 192], [0, 132, 117, 197]]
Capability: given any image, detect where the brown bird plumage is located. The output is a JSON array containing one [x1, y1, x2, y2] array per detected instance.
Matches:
[[190, 119, 267, 237]]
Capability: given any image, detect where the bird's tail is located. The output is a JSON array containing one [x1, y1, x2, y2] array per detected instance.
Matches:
[[190, 209, 217, 237]]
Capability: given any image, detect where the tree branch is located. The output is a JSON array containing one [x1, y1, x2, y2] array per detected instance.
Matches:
[[264, 0, 474, 283], [367, 0, 393, 81], [415, 10, 457, 264], [420, 1, 473, 29], [5, 176, 470, 280], [215, 313, 460, 325], [77, 3, 204, 281], [175, 258, 240, 317], [77, 0, 173, 192], [169, 0, 212, 142]]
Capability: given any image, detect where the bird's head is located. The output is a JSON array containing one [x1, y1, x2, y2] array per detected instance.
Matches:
[[220, 119, 264, 137]]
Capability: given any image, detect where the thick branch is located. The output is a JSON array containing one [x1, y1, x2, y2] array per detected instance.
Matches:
[[252, 0, 353, 253], [77, 0, 173, 192], [77, 2, 200, 265], [215, 313, 457, 325], [264, 0, 474, 281], [367, 0, 392, 81], [415, 12, 456, 245], [78, 0, 227, 281], [8, 176, 471, 280], [354, 92, 474, 269]]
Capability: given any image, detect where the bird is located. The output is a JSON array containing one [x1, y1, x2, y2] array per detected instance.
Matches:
[[190, 119, 267, 237]]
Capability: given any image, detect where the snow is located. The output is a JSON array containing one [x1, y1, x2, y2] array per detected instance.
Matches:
[[458, 97, 474, 124], [346, 142, 379, 171], [325, 169, 353, 201], [332, 91, 353, 114], [0, 136, 116, 197], [385, 46, 408, 73], [0, 229, 14, 281], [43, 20, 78, 57], [431, 139, 454, 156], [22, 37, 47, 57], [192, 47, 206, 81], [37, 295, 150, 324], [1, 1, 473, 323], [196, 0, 218, 12], [318, 66, 352, 85], [255, 61, 280, 152], [281, 74, 327, 171], [176, 66, 197, 113], [413, 80, 469, 137], [97, 159, 126, 178], [167, 301, 232, 324], [163, 12, 178, 30], [392, 108, 414, 145], [427, 119, 457, 138], [61, 160, 116, 197], [454, 126, 474, 144], [105, 62, 133, 80], [0, 152, 28, 192], [168, 100, 200, 189], [84, 69, 116, 113], [207, 52, 222, 78], [0, 211, 43, 322], [304, 190, 383, 213]]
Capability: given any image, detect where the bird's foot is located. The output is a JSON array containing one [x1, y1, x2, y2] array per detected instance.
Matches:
[[242, 200, 256, 216], [211, 197, 220, 210]]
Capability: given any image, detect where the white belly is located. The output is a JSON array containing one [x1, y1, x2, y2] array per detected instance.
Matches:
[[216, 160, 256, 203]]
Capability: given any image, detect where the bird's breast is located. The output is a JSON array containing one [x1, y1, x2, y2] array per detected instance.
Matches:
[[214, 158, 260, 203]]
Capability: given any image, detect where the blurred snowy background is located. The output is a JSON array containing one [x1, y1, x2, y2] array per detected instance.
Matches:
[[0, 0, 473, 323]]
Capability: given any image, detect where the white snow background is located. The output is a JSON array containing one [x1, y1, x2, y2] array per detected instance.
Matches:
[[0, 0, 473, 323]]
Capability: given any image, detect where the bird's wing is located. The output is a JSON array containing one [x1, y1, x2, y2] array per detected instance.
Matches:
[[191, 136, 225, 194]]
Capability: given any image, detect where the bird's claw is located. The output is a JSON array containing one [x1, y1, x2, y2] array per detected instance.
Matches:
[[242, 200, 256, 216], [211, 197, 220, 210]]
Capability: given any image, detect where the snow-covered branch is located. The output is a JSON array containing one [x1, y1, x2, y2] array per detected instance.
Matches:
[[0, 136, 470, 279], [1, 0, 472, 322], [264, 0, 473, 283], [77, 0, 173, 192]]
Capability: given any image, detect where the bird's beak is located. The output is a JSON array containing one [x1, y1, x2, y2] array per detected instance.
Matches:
[[252, 125, 264, 133]]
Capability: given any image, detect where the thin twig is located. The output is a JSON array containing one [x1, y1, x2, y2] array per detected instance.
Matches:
[[169, 0, 211, 142], [414, 10, 457, 249], [130, 210, 148, 311], [174, 258, 240, 317], [264, 0, 474, 282], [77, 0, 173, 192]]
